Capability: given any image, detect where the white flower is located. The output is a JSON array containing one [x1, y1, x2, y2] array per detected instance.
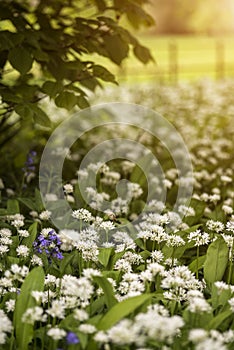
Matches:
[[151, 250, 164, 262], [47, 327, 66, 340], [166, 235, 185, 247], [73, 309, 89, 322], [22, 306, 46, 324], [226, 221, 234, 233], [39, 210, 51, 220], [188, 230, 210, 246], [63, 184, 73, 194], [0, 245, 9, 255], [214, 281, 229, 293], [72, 209, 93, 222], [178, 205, 195, 217], [222, 205, 233, 215], [0, 229, 12, 237], [5, 299, 15, 312], [47, 300, 65, 319], [18, 229, 29, 237], [0, 310, 12, 344], [206, 220, 224, 233], [187, 297, 211, 313], [221, 175, 232, 183], [189, 329, 208, 343], [228, 297, 234, 311], [11, 220, 24, 228], [79, 324, 96, 334], [195, 338, 227, 350], [31, 255, 43, 266], [16, 245, 30, 258]]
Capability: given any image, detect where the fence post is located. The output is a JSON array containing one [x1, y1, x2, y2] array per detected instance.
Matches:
[[216, 40, 225, 80], [168, 41, 178, 84]]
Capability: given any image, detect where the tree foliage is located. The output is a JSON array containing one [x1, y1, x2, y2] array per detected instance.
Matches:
[[0, 0, 154, 148]]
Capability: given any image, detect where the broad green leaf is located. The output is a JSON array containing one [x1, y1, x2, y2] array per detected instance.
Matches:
[[9, 46, 33, 75], [18, 197, 36, 211], [60, 251, 76, 275], [97, 294, 152, 330], [207, 309, 233, 330], [22, 222, 38, 248], [42, 81, 63, 98], [55, 91, 77, 110], [35, 188, 44, 212], [104, 34, 129, 65], [14, 267, 45, 350], [98, 247, 113, 267], [31, 105, 51, 127], [93, 64, 117, 83], [204, 237, 229, 286], [189, 255, 206, 273], [93, 275, 117, 309], [7, 199, 20, 214]]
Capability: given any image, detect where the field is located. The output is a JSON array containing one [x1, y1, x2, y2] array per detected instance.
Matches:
[[0, 80, 234, 349], [95, 35, 234, 83]]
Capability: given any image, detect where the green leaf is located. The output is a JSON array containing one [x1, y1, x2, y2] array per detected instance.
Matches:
[[98, 247, 113, 267], [7, 199, 20, 214], [93, 275, 118, 308], [35, 188, 44, 211], [130, 153, 154, 188], [14, 267, 45, 350], [76, 95, 90, 109], [31, 105, 51, 127], [18, 197, 36, 211], [22, 222, 38, 248], [189, 255, 207, 273], [204, 237, 229, 286], [133, 44, 153, 64], [42, 81, 63, 98], [97, 294, 152, 330], [104, 34, 129, 65], [15, 104, 34, 120], [8, 46, 33, 75], [55, 91, 77, 110], [93, 65, 117, 83], [207, 309, 233, 330]]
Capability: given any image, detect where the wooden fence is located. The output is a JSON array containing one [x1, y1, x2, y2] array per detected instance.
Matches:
[[116, 38, 234, 83]]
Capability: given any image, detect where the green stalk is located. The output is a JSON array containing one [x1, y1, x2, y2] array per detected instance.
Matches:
[[196, 245, 199, 279]]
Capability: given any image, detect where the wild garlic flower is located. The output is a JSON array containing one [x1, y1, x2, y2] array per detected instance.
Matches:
[[16, 245, 30, 258], [188, 230, 210, 246], [22, 306, 47, 324], [0, 310, 13, 344], [206, 219, 224, 233], [47, 327, 66, 340], [72, 209, 93, 222]]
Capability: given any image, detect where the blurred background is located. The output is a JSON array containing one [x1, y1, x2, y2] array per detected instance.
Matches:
[[108, 0, 234, 83]]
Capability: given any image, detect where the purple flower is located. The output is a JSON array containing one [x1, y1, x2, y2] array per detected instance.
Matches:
[[66, 332, 80, 345], [33, 230, 64, 261], [22, 150, 37, 176]]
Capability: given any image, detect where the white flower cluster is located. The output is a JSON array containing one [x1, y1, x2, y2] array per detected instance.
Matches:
[[95, 304, 184, 347]]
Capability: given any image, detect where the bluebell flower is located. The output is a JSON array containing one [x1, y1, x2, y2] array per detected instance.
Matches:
[[66, 332, 80, 345], [33, 229, 64, 262]]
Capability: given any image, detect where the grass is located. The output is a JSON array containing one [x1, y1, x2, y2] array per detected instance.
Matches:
[[96, 35, 234, 83]]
